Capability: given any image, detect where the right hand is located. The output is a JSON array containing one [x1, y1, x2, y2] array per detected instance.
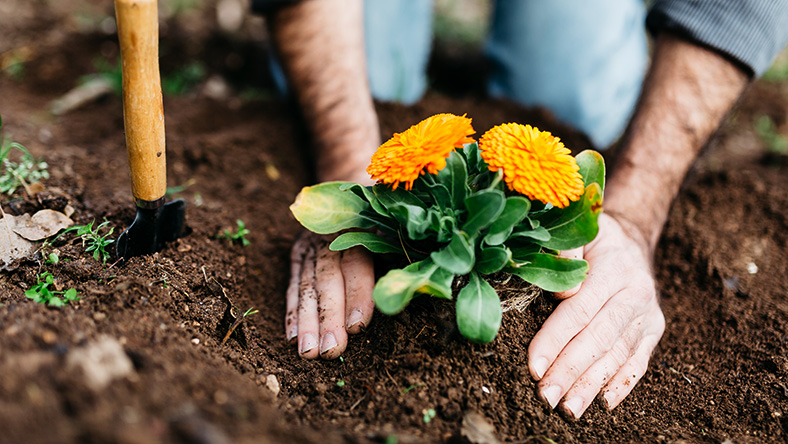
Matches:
[[285, 230, 375, 359]]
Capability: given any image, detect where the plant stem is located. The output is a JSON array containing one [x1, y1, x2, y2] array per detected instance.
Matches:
[[487, 169, 503, 191]]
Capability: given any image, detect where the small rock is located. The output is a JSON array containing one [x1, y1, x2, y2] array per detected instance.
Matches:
[[41, 330, 58, 344], [746, 262, 758, 274], [265, 374, 280, 397], [93, 312, 107, 321], [191, 338, 200, 345], [66, 335, 135, 391], [461, 411, 500, 444]]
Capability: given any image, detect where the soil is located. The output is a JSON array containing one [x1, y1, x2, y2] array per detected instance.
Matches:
[[1, 2, 787, 443]]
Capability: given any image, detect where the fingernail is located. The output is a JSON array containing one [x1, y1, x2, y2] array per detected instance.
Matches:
[[541, 385, 562, 409], [287, 325, 298, 343], [347, 309, 364, 330], [531, 357, 548, 380], [602, 390, 617, 409], [563, 397, 584, 419], [299, 333, 317, 355], [320, 332, 337, 355]]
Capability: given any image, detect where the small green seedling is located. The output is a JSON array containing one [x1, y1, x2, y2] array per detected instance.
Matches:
[[221, 306, 259, 346], [423, 408, 436, 423], [55, 220, 115, 264], [78, 220, 115, 264], [336, 380, 346, 387], [217, 219, 250, 247], [25, 272, 80, 307], [402, 383, 426, 395], [165, 178, 196, 197], [45, 252, 60, 264], [0, 115, 50, 195], [162, 62, 205, 96]]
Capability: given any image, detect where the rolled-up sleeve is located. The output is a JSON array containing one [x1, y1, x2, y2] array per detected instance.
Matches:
[[647, 0, 788, 77]]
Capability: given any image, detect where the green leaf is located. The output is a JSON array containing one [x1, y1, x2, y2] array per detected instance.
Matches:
[[389, 204, 431, 240], [462, 189, 505, 236], [329, 232, 403, 254], [431, 230, 475, 274], [576, 150, 605, 191], [509, 226, 551, 242], [506, 253, 588, 292], [64, 288, 79, 301], [374, 184, 426, 210], [373, 260, 452, 314], [456, 272, 502, 344], [290, 182, 376, 234], [507, 242, 543, 263], [475, 246, 511, 274], [339, 183, 390, 217], [462, 142, 482, 174], [537, 183, 603, 250], [436, 151, 468, 208], [423, 181, 452, 211], [484, 196, 531, 245], [48, 297, 66, 307]]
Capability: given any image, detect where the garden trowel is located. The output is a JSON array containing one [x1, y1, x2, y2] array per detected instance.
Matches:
[[114, 0, 185, 259]]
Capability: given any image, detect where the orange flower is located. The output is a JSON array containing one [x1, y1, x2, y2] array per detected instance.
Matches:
[[367, 113, 475, 190], [479, 123, 584, 208]]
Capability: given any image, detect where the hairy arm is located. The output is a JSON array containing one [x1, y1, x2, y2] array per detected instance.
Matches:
[[530, 33, 749, 419], [269, 0, 379, 359], [269, 0, 380, 183], [606, 33, 749, 251]]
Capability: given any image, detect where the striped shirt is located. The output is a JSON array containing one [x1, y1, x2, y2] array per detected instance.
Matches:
[[648, 0, 788, 77]]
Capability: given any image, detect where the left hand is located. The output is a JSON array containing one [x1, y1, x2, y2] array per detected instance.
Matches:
[[527, 213, 666, 419]]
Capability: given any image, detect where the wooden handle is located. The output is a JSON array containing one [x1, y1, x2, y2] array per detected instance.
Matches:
[[115, 0, 166, 203]]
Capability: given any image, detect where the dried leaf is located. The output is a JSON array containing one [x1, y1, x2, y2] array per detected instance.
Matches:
[[9, 209, 73, 241], [0, 216, 36, 269]]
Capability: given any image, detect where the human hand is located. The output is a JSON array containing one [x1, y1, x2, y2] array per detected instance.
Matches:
[[285, 230, 375, 359], [528, 213, 666, 419]]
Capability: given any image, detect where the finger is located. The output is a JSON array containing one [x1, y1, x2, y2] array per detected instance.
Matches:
[[342, 246, 375, 334], [602, 307, 665, 410], [555, 247, 584, 299], [285, 235, 309, 343], [315, 240, 348, 359], [527, 258, 621, 380], [297, 243, 320, 359], [557, 333, 637, 419], [536, 288, 637, 409]]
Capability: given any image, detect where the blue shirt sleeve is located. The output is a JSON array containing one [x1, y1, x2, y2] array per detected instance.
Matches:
[[647, 0, 788, 77]]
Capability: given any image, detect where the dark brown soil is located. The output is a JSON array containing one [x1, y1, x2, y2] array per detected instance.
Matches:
[[1, 2, 787, 443]]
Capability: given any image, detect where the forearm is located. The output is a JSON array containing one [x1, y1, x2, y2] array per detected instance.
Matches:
[[269, 0, 379, 183], [605, 33, 749, 253]]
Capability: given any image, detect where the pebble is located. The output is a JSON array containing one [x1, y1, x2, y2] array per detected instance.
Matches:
[[93, 312, 107, 321], [265, 375, 280, 397], [191, 338, 200, 345], [41, 330, 58, 344], [65, 335, 135, 391]]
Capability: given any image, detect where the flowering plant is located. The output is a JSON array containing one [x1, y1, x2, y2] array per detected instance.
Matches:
[[291, 114, 604, 343]]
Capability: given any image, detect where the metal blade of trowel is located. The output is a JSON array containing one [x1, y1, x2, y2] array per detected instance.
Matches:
[[116, 198, 185, 258], [114, 0, 185, 259]]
